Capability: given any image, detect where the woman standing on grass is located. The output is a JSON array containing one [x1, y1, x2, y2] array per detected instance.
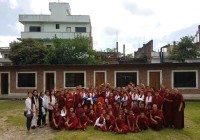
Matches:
[[25, 92, 35, 132], [31, 90, 38, 129], [48, 89, 56, 125]]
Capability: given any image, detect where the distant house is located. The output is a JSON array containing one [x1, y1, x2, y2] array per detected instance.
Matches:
[[135, 25, 200, 63], [18, 2, 93, 48], [0, 47, 12, 66]]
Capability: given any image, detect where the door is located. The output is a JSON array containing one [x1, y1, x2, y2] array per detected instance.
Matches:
[[1, 73, 9, 95], [45, 73, 55, 91], [149, 72, 160, 90], [95, 72, 105, 87]]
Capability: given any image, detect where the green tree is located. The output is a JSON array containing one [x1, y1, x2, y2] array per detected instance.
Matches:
[[9, 39, 48, 65], [169, 36, 200, 62], [126, 53, 133, 58], [45, 36, 102, 64]]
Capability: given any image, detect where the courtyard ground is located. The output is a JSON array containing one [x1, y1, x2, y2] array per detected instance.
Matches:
[[0, 100, 199, 140]]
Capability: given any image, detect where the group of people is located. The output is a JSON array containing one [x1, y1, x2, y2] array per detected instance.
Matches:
[[24, 83, 185, 134]]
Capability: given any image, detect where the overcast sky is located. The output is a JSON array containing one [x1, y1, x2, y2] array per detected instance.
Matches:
[[0, 0, 200, 54]]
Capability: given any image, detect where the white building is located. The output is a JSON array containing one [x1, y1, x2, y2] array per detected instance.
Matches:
[[19, 2, 92, 48], [0, 47, 12, 66]]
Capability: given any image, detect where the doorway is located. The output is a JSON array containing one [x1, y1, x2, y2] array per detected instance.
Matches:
[[44, 72, 55, 91], [94, 71, 106, 87], [1, 73, 9, 95], [148, 71, 161, 90]]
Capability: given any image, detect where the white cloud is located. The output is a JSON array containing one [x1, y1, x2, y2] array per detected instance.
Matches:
[[0, 36, 19, 47], [9, 0, 18, 9]]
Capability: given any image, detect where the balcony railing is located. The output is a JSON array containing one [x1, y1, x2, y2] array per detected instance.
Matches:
[[21, 32, 90, 39]]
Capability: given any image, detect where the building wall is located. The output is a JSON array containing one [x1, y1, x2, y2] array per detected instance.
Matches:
[[0, 64, 199, 95]]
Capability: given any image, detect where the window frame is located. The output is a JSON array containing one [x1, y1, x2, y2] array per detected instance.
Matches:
[[29, 26, 41, 32], [171, 70, 198, 89], [55, 24, 60, 29], [16, 72, 37, 89], [64, 71, 86, 88], [66, 27, 71, 32], [114, 71, 139, 87], [75, 27, 86, 33]]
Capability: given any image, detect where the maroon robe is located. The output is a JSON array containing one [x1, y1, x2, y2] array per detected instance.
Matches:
[[65, 96, 74, 110], [114, 118, 129, 134], [159, 89, 165, 98], [77, 115, 88, 130], [76, 107, 85, 118], [51, 108, 63, 130], [105, 119, 114, 131], [132, 105, 140, 116], [127, 114, 139, 132], [150, 109, 163, 131], [88, 113, 97, 125], [107, 96, 115, 108], [58, 95, 66, 109], [163, 93, 173, 127], [173, 93, 185, 129], [137, 115, 149, 130], [65, 116, 79, 130], [74, 93, 82, 109], [152, 95, 163, 110]]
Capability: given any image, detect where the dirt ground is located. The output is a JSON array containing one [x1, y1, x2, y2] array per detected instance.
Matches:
[[0, 110, 56, 140]]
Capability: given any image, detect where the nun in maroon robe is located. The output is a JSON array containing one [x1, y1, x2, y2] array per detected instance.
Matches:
[[65, 93, 74, 111], [163, 89, 173, 127], [136, 112, 149, 131], [51, 103, 63, 130], [88, 110, 97, 125], [152, 91, 163, 110], [73, 89, 82, 110], [105, 115, 114, 132], [173, 89, 185, 129], [127, 110, 140, 132], [107, 93, 115, 108], [65, 113, 79, 130], [75, 103, 84, 118], [114, 114, 129, 134], [77, 112, 88, 130], [150, 104, 163, 131], [57, 90, 66, 109]]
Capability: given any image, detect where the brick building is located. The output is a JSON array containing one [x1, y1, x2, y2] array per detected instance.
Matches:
[[0, 63, 199, 96]]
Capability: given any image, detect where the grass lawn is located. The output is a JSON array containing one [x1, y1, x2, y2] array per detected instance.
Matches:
[[0, 100, 200, 140]]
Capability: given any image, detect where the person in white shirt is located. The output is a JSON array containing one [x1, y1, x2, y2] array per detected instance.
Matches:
[[43, 90, 49, 125], [94, 114, 106, 131], [25, 92, 35, 132], [31, 90, 38, 129], [145, 91, 153, 109], [48, 89, 56, 124]]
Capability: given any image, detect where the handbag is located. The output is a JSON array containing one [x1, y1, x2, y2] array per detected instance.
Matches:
[[24, 111, 27, 117]]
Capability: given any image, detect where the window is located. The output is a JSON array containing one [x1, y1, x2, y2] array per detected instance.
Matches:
[[65, 72, 85, 87], [75, 27, 86, 32], [56, 24, 60, 29], [115, 72, 138, 87], [4, 54, 9, 58], [173, 71, 197, 88], [29, 26, 41, 32], [17, 73, 36, 88], [66, 27, 71, 32]]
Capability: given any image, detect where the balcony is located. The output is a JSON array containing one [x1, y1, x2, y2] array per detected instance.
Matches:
[[0, 58, 12, 63], [19, 15, 90, 23], [21, 32, 90, 39]]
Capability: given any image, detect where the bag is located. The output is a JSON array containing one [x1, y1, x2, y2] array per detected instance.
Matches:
[[24, 111, 27, 117]]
